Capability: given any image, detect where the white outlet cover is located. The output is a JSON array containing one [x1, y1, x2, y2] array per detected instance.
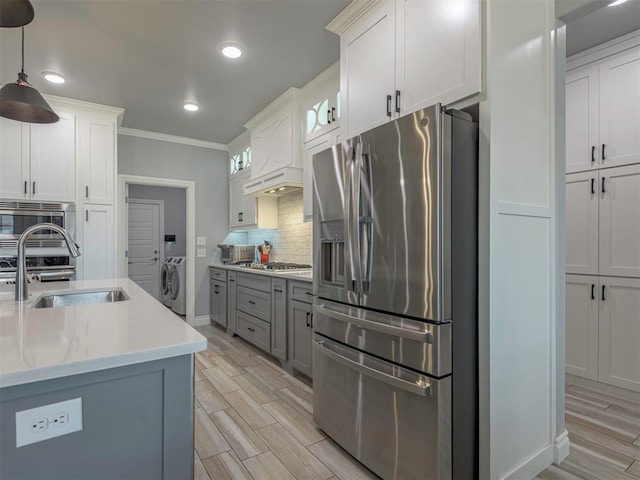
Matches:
[[197, 248, 207, 258], [16, 397, 83, 447], [197, 236, 206, 246]]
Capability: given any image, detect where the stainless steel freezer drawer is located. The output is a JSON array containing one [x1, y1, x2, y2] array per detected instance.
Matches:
[[312, 335, 451, 480], [312, 300, 451, 377]]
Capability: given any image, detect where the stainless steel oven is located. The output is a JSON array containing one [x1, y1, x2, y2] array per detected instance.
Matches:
[[0, 200, 75, 248]]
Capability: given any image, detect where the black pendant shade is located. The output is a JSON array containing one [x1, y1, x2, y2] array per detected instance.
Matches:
[[0, 26, 59, 124], [0, 0, 34, 28]]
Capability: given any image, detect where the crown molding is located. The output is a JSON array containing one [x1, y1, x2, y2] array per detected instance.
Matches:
[[567, 30, 640, 70], [301, 61, 340, 97], [244, 87, 301, 131], [118, 127, 229, 151], [325, 0, 382, 36], [227, 130, 251, 155], [43, 94, 125, 125]]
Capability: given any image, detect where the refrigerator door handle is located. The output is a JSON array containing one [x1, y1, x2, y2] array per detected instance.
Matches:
[[359, 149, 374, 295], [347, 143, 363, 296], [313, 303, 433, 343], [313, 339, 431, 396]]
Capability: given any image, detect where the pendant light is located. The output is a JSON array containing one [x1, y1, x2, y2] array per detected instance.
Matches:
[[0, 0, 34, 28], [0, 27, 59, 123]]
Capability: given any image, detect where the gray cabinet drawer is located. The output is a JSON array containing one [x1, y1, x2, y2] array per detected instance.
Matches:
[[237, 311, 270, 352], [210, 267, 227, 282], [289, 280, 313, 304], [237, 286, 271, 322], [237, 272, 271, 292]]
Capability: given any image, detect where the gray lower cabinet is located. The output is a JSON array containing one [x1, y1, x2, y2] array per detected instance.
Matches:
[[271, 279, 287, 361], [289, 295, 313, 378], [209, 279, 227, 328], [237, 310, 270, 351], [227, 271, 237, 334]]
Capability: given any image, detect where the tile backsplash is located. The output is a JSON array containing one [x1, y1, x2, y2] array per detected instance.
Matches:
[[246, 190, 312, 265]]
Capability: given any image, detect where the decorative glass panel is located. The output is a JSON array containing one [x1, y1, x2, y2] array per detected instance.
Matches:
[[230, 153, 241, 175], [242, 147, 252, 169], [306, 98, 329, 135]]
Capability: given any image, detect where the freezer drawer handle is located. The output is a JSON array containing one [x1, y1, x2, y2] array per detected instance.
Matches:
[[313, 303, 433, 343], [313, 340, 431, 397]]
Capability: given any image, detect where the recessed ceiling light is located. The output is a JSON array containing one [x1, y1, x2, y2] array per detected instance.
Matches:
[[608, 0, 628, 5], [182, 102, 199, 112], [42, 71, 66, 84], [220, 42, 244, 59], [278, 187, 286, 191]]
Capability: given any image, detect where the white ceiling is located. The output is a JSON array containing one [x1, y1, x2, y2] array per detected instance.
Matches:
[[0, 0, 638, 145]]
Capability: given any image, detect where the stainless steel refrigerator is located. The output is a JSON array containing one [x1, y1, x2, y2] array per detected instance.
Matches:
[[312, 104, 478, 480]]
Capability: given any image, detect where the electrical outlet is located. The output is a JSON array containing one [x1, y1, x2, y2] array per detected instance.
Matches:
[[16, 398, 83, 447], [197, 236, 206, 246], [197, 248, 207, 258]]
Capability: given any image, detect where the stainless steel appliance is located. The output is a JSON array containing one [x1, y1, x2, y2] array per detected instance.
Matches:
[[242, 262, 312, 271], [312, 104, 478, 480], [0, 200, 75, 248], [217, 244, 256, 264], [0, 255, 75, 283]]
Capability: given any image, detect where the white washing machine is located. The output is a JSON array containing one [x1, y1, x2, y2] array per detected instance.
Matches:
[[169, 256, 187, 315], [161, 257, 174, 307]]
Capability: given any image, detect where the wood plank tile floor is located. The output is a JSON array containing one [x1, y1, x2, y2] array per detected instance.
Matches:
[[195, 325, 640, 480]]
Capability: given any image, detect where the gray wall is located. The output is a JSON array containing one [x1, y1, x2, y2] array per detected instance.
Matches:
[[118, 135, 229, 318], [129, 185, 187, 256]]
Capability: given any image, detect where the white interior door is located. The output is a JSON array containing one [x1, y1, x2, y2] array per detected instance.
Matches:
[[128, 200, 162, 299]]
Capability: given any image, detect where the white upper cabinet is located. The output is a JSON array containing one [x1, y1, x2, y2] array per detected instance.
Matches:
[[329, 0, 481, 138], [245, 88, 303, 186], [303, 130, 341, 223], [302, 62, 340, 143], [565, 65, 599, 174], [566, 171, 599, 275], [396, 0, 481, 116], [0, 110, 76, 202], [599, 164, 640, 278], [599, 47, 640, 169], [80, 204, 115, 280], [78, 112, 116, 205], [229, 169, 278, 231]]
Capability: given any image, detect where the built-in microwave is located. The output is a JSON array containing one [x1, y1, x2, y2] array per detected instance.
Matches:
[[0, 200, 75, 248]]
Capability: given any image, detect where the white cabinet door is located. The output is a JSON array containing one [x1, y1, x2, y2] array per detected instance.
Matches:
[[82, 204, 115, 280], [599, 47, 640, 169], [304, 76, 340, 143], [251, 101, 295, 178], [566, 171, 598, 275], [396, 0, 481, 115], [566, 65, 599, 174], [565, 275, 599, 380], [30, 111, 76, 202], [599, 164, 640, 278], [303, 133, 333, 223], [79, 114, 115, 205], [598, 276, 640, 392], [229, 171, 259, 231], [340, 1, 395, 138], [0, 118, 29, 200]]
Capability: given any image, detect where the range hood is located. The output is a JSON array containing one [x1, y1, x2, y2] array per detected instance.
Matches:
[[243, 165, 303, 197]]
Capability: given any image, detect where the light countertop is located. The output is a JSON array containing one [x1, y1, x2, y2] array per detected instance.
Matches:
[[209, 263, 313, 282], [0, 278, 207, 388]]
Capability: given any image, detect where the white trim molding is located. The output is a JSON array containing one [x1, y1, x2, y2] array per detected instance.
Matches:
[[193, 315, 211, 327], [553, 429, 570, 465], [325, 0, 382, 35], [43, 94, 125, 126], [566, 29, 640, 70], [117, 174, 197, 326], [118, 127, 229, 151]]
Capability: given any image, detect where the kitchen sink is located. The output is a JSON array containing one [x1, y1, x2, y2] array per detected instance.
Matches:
[[30, 288, 130, 309]]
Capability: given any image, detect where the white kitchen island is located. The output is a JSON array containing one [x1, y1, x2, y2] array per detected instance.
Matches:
[[0, 278, 206, 479]]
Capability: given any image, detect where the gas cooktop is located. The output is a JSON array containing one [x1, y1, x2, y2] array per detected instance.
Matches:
[[243, 262, 312, 271]]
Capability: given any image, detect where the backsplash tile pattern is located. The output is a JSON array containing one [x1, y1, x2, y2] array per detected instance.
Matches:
[[247, 191, 312, 265]]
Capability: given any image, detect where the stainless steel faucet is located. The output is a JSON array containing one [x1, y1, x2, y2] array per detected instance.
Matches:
[[15, 223, 81, 301]]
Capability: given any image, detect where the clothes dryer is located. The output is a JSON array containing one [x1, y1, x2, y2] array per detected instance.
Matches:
[[169, 256, 186, 315], [161, 257, 174, 307]]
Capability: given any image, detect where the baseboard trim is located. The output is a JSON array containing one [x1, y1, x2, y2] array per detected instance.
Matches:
[[501, 444, 553, 480], [566, 374, 640, 402], [553, 429, 570, 464], [192, 315, 211, 327]]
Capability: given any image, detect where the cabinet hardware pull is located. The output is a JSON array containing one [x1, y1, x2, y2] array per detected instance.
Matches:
[[591, 284, 595, 300], [305, 311, 310, 327], [331, 106, 336, 122], [602, 143, 606, 161], [32, 181, 36, 195], [24, 181, 27, 194], [386, 95, 392, 117], [327, 109, 331, 124], [310, 313, 314, 329], [239, 212, 243, 222], [304, 291, 313, 296], [274, 288, 283, 293], [395, 90, 401, 113], [601, 285, 606, 301], [591, 178, 595, 195], [230, 278, 235, 282], [591, 146, 596, 163], [248, 300, 256, 305], [248, 327, 255, 332], [601, 177, 606, 194], [85, 186, 89, 198]]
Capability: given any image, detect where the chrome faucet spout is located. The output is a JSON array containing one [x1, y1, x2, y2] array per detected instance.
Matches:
[[15, 223, 81, 302]]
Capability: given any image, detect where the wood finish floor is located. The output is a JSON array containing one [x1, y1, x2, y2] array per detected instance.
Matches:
[[195, 325, 640, 480]]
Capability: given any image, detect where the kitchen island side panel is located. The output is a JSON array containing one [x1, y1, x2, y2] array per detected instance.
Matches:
[[0, 354, 194, 480]]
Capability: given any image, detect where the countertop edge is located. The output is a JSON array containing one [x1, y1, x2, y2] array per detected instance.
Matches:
[[0, 338, 207, 389], [208, 263, 313, 283]]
